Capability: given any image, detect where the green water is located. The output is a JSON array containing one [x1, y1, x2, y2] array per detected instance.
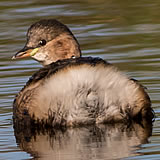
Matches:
[[0, 0, 160, 159]]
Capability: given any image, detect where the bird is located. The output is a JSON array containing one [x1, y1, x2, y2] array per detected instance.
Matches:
[[12, 19, 154, 128]]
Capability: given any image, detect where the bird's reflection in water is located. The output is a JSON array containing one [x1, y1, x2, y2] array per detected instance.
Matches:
[[14, 119, 153, 160]]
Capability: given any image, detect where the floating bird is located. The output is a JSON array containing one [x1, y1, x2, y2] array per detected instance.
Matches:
[[12, 19, 153, 128]]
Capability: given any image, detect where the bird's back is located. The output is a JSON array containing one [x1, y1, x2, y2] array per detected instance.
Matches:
[[13, 57, 153, 127]]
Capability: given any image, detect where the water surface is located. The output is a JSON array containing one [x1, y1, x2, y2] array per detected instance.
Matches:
[[0, 0, 160, 159]]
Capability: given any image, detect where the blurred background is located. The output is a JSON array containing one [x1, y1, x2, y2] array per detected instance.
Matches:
[[0, 0, 160, 159]]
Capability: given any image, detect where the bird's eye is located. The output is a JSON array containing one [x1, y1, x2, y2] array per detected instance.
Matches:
[[39, 39, 46, 46]]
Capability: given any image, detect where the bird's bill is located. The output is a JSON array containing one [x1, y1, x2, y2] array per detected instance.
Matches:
[[12, 47, 39, 59]]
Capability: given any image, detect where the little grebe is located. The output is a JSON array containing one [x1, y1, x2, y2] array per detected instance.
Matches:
[[12, 19, 154, 127]]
